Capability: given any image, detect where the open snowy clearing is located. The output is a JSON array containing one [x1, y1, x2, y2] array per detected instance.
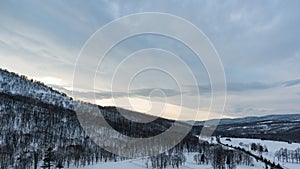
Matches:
[[74, 152, 264, 169], [71, 138, 300, 169], [220, 137, 300, 169]]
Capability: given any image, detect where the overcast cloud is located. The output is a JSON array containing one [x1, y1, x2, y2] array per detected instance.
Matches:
[[0, 0, 299, 119]]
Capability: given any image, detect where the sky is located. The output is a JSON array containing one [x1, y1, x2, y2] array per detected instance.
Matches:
[[0, 0, 300, 120]]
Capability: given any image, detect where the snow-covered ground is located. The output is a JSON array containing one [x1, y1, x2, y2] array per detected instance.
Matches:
[[220, 137, 300, 169], [220, 137, 300, 153], [70, 138, 300, 169], [73, 152, 263, 169]]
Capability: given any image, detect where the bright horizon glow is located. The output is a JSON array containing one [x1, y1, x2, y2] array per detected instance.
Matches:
[[96, 97, 235, 121], [31, 76, 64, 86]]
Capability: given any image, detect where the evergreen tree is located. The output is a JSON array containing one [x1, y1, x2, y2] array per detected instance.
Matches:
[[56, 161, 64, 169], [41, 147, 55, 169], [201, 154, 205, 164], [251, 143, 257, 151]]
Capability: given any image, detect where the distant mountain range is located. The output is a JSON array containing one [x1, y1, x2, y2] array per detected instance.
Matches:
[[194, 114, 300, 126], [192, 114, 300, 143]]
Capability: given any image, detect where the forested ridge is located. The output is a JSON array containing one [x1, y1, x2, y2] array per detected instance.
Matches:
[[0, 68, 198, 168]]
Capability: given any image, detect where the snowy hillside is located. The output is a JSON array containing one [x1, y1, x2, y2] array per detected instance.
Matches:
[[0, 69, 73, 109], [0, 68, 198, 169]]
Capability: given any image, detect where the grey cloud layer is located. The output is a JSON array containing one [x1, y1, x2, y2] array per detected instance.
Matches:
[[1, 0, 300, 117], [282, 79, 300, 87]]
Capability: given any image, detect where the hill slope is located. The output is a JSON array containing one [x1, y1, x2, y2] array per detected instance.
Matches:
[[0, 68, 197, 168]]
